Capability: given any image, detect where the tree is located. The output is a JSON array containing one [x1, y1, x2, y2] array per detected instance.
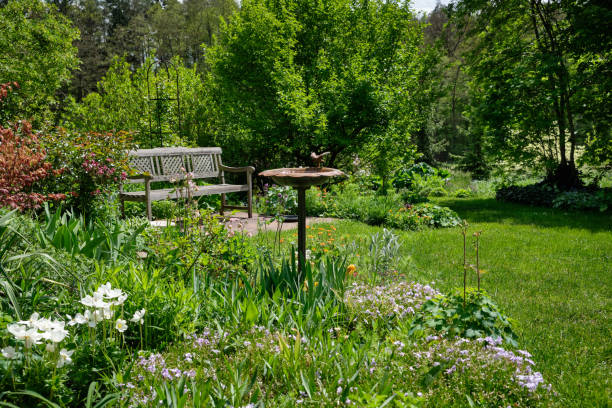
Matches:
[[206, 0, 424, 171], [0, 0, 79, 124], [451, 0, 611, 188], [62, 56, 208, 148]]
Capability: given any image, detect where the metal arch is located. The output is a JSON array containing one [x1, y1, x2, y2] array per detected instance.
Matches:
[[144, 58, 183, 148]]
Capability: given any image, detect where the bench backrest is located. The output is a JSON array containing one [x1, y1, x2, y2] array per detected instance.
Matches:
[[128, 147, 223, 182]]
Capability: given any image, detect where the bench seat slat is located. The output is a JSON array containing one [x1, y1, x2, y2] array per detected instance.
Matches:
[[120, 184, 249, 202]]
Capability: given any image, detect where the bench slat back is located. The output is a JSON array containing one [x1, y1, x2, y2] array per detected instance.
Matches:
[[128, 147, 222, 182]]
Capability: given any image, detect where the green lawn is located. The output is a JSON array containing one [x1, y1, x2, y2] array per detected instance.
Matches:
[[271, 198, 611, 407]]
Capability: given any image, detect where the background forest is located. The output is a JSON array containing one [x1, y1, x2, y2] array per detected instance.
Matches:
[[1, 0, 610, 192]]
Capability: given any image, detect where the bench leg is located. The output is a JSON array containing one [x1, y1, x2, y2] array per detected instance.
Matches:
[[247, 190, 253, 218], [220, 193, 226, 216], [146, 198, 152, 221], [120, 199, 125, 219]]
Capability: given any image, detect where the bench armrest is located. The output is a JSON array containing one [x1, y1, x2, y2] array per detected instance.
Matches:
[[219, 165, 255, 174], [124, 173, 152, 182]]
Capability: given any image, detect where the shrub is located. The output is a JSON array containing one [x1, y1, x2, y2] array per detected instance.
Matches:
[[453, 188, 472, 198], [256, 185, 297, 216], [497, 182, 612, 212], [410, 288, 517, 346], [40, 128, 133, 217], [392, 162, 449, 190], [0, 120, 66, 211], [409, 203, 462, 228], [496, 182, 559, 207], [143, 209, 255, 281], [552, 189, 611, 212]]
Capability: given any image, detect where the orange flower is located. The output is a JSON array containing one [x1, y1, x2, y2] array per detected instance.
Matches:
[[346, 264, 357, 277]]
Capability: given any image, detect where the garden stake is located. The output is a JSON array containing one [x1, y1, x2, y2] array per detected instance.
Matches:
[[461, 221, 468, 307], [474, 231, 482, 293]]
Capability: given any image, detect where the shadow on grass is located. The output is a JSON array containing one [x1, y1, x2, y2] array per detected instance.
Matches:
[[435, 197, 612, 233]]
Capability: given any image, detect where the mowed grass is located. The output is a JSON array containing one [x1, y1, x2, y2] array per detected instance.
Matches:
[[263, 198, 611, 407]]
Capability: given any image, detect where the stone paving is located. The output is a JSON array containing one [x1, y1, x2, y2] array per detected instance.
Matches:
[[150, 211, 336, 236]]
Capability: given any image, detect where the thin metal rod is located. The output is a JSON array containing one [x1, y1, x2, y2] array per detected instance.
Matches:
[[297, 187, 307, 274]]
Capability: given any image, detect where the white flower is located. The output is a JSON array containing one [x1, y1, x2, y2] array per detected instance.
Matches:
[[130, 309, 146, 325], [84, 310, 101, 328], [114, 293, 128, 306], [7, 323, 26, 338], [46, 343, 56, 353], [80, 293, 109, 309], [103, 307, 114, 320], [18, 312, 40, 327], [115, 319, 127, 333], [57, 348, 74, 368], [8, 324, 42, 348], [1, 346, 16, 359], [67, 313, 87, 326], [46, 328, 69, 343]]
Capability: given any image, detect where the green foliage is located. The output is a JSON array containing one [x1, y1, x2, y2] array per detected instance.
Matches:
[[62, 56, 207, 148], [408, 204, 462, 228], [255, 185, 298, 216], [363, 228, 401, 282], [34, 204, 146, 263], [394, 163, 449, 203], [0, 0, 79, 124], [142, 209, 256, 281], [393, 163, 450, 190], [496, 182, 612, 212], [207, 0, 424, 169], [454, 0, 611, 186], [410, 289, 517, 346], [39, 128, 133, 217], [305, 182, 461, 230], [453, 188, 472, 198], [496, 183, 560, 207], [256, 255, 347, 307], [552, 189, 611, 212]]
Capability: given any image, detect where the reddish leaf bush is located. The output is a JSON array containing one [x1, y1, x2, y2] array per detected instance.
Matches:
[[0, 120, 66, 210]]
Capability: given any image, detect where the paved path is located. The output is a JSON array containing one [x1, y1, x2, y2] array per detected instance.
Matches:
[[150, 212, 336, 236]]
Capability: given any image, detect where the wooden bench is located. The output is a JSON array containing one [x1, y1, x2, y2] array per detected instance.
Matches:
[[119, 147, 254, 220]]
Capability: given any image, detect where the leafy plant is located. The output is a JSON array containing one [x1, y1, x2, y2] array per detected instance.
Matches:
[[393, 162, 449, 191], [256, 185, 298, 216], [552, 189, 611, 212], [0, 111, 65, 211], [496, 182, 559, 207], [40, 128, 133, 217], [410, 289, 517, 346], [364, 228, 401, 283], [453, 188, 472, 198], [34, 204, 146, 263]]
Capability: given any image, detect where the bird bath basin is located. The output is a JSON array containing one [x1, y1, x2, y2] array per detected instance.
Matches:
[[260, 163, 345, 272], [259, 167, 344, 188]]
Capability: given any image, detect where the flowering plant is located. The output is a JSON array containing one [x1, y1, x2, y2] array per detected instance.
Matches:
[[39, 128, 132, 216], [0, 282, 147, 405]]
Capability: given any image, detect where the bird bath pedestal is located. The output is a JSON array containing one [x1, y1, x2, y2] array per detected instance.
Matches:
[[259, 166, 345, 272]]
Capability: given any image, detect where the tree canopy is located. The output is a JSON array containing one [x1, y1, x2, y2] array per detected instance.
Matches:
[[206, 0, 424, 170], [450, 0, 611, 186], [0, 0, 79, 123]]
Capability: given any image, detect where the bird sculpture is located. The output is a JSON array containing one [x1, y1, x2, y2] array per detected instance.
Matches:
[[310, 151, 330, 169]]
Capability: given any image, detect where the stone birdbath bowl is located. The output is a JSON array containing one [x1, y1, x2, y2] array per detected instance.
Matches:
[[260, 154, 345, 272]]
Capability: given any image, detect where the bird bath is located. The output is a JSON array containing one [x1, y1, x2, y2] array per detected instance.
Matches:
[[260, 159, 345, 272]]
